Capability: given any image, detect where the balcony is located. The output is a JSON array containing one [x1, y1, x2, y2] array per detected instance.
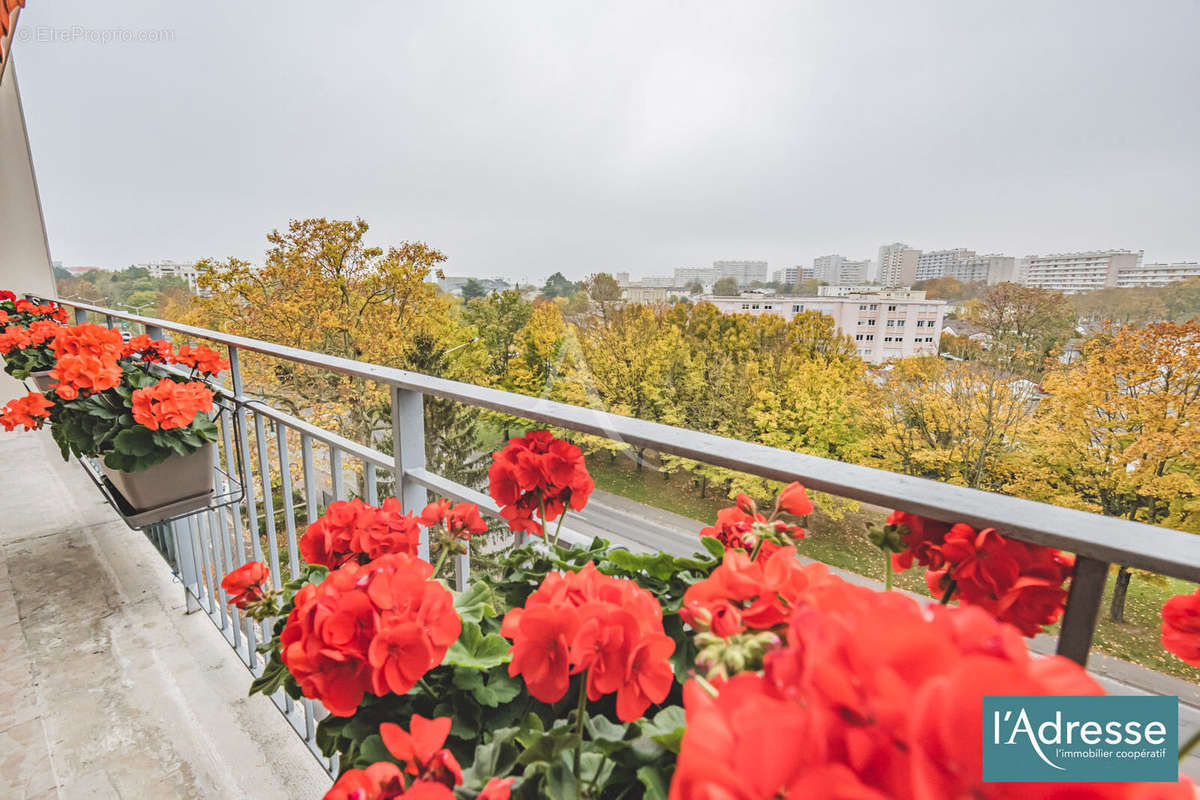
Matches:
[[3, 298, 1200, 796]]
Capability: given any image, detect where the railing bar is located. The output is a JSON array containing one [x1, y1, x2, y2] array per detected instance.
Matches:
[[255, 414, 283, 587], [302, 434, 319, 528], [46, 299, 1200, 582], [365, 461, 378, 506], [454, 552, 470, 592], [330, 446, 346, 502], [391, 387, 429, 562], [200, 514, 227, 631], [303, 697, 316, 742], [187, 514, 211, 613], [1056, 556, 1110, 667], [244, 401, 392, 470], [276, 421, 301, 581], [229, 350, 264, 565]]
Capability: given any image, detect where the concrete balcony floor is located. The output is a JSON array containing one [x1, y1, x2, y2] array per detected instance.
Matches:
[[0, 375, 330, 799]]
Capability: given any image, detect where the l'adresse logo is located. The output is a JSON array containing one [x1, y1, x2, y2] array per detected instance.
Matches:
[[982, 696, 1178, 782]]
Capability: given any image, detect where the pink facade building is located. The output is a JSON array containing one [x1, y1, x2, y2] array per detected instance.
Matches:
[[700, 293, 945, 364]]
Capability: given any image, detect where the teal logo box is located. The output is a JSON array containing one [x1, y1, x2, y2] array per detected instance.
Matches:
[[982, 695, 1178, 782]]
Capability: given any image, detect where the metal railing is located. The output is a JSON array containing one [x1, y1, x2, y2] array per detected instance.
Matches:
[[30, 297, 1200, 771]]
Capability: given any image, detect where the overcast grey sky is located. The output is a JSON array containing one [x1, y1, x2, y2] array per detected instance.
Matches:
[[12, 0, 1200, 282]]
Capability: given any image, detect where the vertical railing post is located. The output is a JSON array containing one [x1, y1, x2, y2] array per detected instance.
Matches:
[[390, 387, 429, 562], [1056, 555, 1110, 666], [145, 324, 165, 341], [73, 307, 87, 325], [170, 518, 201, 614]]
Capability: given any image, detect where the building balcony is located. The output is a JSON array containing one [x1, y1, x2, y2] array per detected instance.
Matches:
[[3, 298, 1200, 796]]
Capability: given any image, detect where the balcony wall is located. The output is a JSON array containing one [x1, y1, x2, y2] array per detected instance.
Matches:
[[0, 374, 330, 799]]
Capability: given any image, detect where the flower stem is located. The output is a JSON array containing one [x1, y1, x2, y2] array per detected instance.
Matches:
[[431, 543, 450, 581], [885, 554, 893, 592], [939, 579, 958, 605], [1180, 728, 1200, 762], [574, 673, 589, 799], [551, 511, 567, 548], [749, 538, 764, 561]]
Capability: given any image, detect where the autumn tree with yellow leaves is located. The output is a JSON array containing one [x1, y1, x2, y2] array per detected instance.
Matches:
[[1010, 322, 1200, 621]]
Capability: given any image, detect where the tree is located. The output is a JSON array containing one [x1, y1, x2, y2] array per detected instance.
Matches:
[[182, 218, 454, 450], [870, 357, 1037, 490], [913, 276, 985, 301], [683, 281, 704, 295], [462, 289, 533, 380], [794, 278, 824, 296], [713, 277, 740, 296], [540, 272, 579, 299], [584, 273, 621, 304], [504, 301, 567, 398], [1009, 322, 1200, 621], [971, 283, 1075, 376], [402, 333, 489, 488], [460, 278, 487, 301]]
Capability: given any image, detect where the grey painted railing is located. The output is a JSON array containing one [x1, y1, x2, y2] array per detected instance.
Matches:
[[30, 297, 1200, 771]]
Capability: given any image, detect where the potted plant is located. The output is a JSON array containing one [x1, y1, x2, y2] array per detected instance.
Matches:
[[0, 291, 70, 390], [0, 321, 229, 515]]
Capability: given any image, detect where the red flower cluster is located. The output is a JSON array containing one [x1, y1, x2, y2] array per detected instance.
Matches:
[[0, 392, 53, 432], [420, 498, 488, 539], [671, 575, 1194, 800], [281, 553, 461, 716], [325, 716, 512, 800], [123, 334, 174, 364], [0, 325, 31, 355], [12, 299, 69, 323], [1162, 588, 1200, 666], [48, 323, 126, 400], [680, 546, 839, 638], [487, 430, 593, 536], [220, 561, 270, 609], [887, 512, 1073, 636], [173, 344, 230, 376], [501, 564, 674, 721], [131, 378, 215, 430], [299, 498, 423, 568], [699, 483, 812, 560]]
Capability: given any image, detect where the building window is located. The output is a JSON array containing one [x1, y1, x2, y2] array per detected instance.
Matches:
[[888, 305, 897, 311], [764, 305, 773, 310], [792, 305, 800, 313], [865, 334, 874, 341], [886, 320, 896, 327], [870, 304, 878, 310], [741, 304, 750, 309], [855, 334, 864, 341], [868, 319, 876, 326], [751, 304, 760, 309]]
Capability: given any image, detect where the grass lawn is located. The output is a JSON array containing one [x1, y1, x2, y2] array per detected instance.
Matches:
[[586, 450, 1200, 683]]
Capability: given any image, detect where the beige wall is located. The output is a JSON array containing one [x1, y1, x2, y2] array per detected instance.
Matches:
[[0, 57, 55, 299]]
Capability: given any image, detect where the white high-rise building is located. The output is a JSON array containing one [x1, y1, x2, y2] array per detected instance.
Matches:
[[672, 267, 717, 287], [877, 243, 921, 287], [1114, 262, 1200, 288], [812, 254, 870, 286], [713, 260, 768, 286], [1022, 250, 1143, 294], [915, 249, 974, 282], [772, 267, 800, 286]]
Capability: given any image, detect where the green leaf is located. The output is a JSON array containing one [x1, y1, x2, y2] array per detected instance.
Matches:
[[639, 706, 686, 754], [637, 764, 670, 800], [543, 762, 578, 799], [112, 427, 156, 457], [700, 536, 725, 559], [444, 621, 511, 669], [355, 734, 396, 769], [454, 581, 499, 624]]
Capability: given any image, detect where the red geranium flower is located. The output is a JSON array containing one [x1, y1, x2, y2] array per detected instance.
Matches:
[[0, 392, 53, 432], [173, 344, 230, 376], [299, 498, 422, 568], [220, 561, 270, 609], [49, 355, 123, 400], [123, 334, 175, 363], [0, 325, 31, 355], [281, 554, 459, 716], [1162, 588, 1200, 667], [380, 715, 462, 788], [501, 564, 674, 721], [487, 430, 593, 536], [131, 378, 214, 430], [51, 323, 125, 362]]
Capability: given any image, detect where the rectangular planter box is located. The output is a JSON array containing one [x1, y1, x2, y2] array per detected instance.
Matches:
[[101, 442, 215, 513], [29, 370, 54, 393]]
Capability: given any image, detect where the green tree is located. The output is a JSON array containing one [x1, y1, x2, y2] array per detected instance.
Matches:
[[971, 283, 1075, 376], [540, 272, 579, 299], [712, 276, 740, 296], [462, 289, 533, 380], [683, 280, 704, 295], [460, 278, 487, 301]]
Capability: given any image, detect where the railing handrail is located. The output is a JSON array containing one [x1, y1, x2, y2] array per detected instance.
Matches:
[[40, 297, 1200, 584]]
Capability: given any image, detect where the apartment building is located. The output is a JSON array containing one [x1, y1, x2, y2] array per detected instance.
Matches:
[[700, 292, 944, 364], [713, 259, 768, 285], [877, 243, 921, 287], [1022, 250, 1143, 294], [772, 266, 799, 286], [674, 267, 717, 287], [137, 259, 200, 291], [622, 285, 670, 304], [1114, 262, 1200, 288], [812, 254, 870, 286], [817, 286, 926, 299], [915, 249, 974, 282]]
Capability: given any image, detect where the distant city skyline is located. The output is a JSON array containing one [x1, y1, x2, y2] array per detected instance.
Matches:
[[17, 1, 1199, 280]]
